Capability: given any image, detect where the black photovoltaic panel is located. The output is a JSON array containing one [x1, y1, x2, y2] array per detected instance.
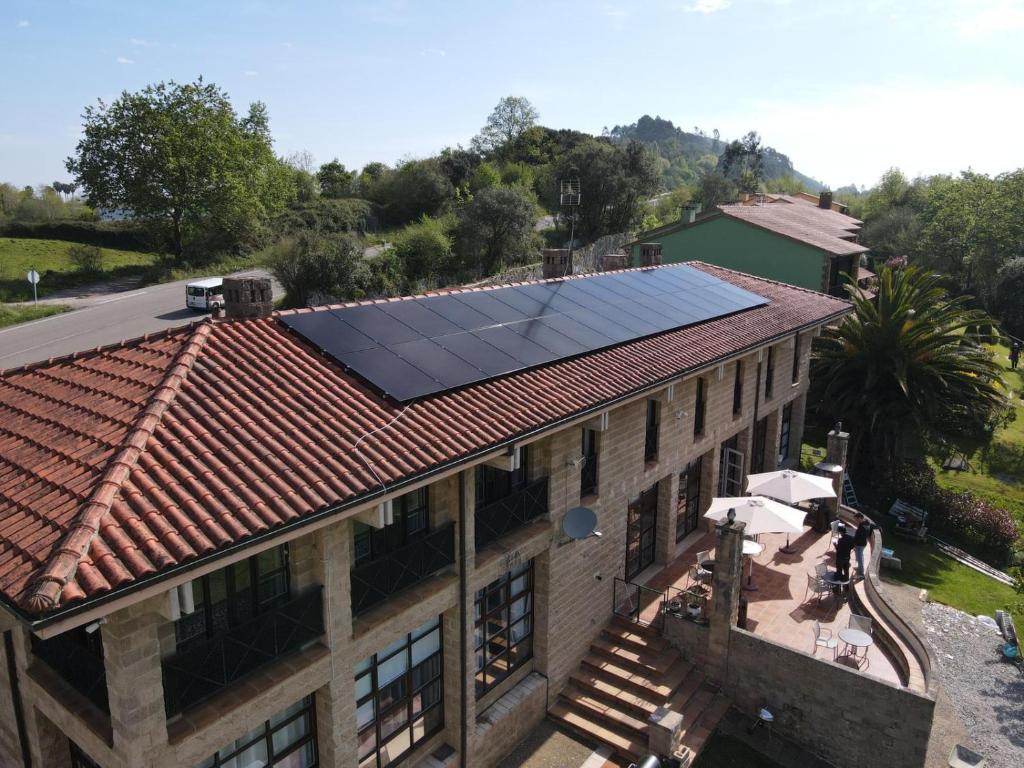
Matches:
[[279, 264, 769, 402]]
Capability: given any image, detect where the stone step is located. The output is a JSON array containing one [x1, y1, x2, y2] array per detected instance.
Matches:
[[667, 668, 706, 713], [679, 693, 731, 756], [580, 654, 686, 701], [590, 635, 679, 677], [602, 622, 670, 655], [549, 701, 646, 763], [677, 685, 718, 742], [559, 684, 650, 739], [568, 669, 669, 721], [610, 613, 663, 641]]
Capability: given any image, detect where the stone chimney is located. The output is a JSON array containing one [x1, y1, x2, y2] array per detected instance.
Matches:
[[707, 517, 745, 682], [639, 243, 663, 268], [601, 253, 628, 272], [223, 276, 273, 319], [681, 204, 701, 224], [542, 248, 572, 280], [819, 189, 834, 210], [816, 421, 850, 519]]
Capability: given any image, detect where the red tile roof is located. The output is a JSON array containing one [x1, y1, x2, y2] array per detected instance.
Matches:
[[0, 264, 850, 620], [718, 203, 867, 256]]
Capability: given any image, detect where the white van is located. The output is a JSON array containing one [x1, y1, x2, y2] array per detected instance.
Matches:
[[185, 278, 225, 311]]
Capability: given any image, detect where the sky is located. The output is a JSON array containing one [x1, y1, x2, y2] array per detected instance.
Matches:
[[2, 0, 1023, 190]]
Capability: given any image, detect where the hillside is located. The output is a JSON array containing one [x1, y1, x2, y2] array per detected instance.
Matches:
[[607, 115, 824, 192]]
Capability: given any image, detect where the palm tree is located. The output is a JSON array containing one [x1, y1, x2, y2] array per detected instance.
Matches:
[[811, 266, 1009, 470]]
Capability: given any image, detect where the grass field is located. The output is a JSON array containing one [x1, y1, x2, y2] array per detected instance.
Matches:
[[0, 237, 158, 301], [0, 303, 70, 329]]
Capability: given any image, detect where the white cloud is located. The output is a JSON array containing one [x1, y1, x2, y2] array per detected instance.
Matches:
[[952, 0, 1024, 37], [685, 0, 732, 13], [17, 19, 30, 28], [116, 56, 134, 65], [420, 47, 446, 57], [244, 70, 259, 77], [129, 37, 154, 47]]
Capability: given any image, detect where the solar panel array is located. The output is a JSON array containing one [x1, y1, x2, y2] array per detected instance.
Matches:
[[280, 265, 769, 402]]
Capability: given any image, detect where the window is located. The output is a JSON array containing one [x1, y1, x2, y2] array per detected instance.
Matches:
[[694, 378, 706, 436], [644, 400, 660, 462], [356, 618, 444, 768], [580, 429, 599, 497], [778, 403, 793, 464], [791, 335, 801, 384], [764, 347, 775, 400], [174, 545, 290, 651], [197, 696, 317, 768], [676, 458, 703, 542], [475, 446, 529, 508], [474, 561, 534, 697], [354, 489, 430, 567], [732, 361, 744, 416]]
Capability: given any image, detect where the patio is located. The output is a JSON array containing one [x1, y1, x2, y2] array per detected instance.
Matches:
[[645, 524, 904, 686]]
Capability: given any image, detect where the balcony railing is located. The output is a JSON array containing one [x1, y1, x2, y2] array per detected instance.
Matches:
[[32, 633, 109, 715], [162, 587, 324, 717], [475, 477, 549, 549], [350, 522, 456, 616]]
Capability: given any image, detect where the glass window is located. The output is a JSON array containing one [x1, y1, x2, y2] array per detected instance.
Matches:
[[644, 400, 660, 462], [580, 429, 598, 497], [474, 560, 534, 698], [354, 489, 431, 568], [778, 403, 793, 464], [198, 696, 317, 768], [475, 446, 529, 508], [694, 378, 706, 436], [356, 619, 444, 768], [764, 346, 775, 400], [792, 334, 801, 384], [676, 457, 703, 542], [733, 361, 743, 416], [175, 545, 290, 651]]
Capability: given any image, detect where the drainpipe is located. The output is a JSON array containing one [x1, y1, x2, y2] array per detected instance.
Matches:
[[458, 473, 469, 762], [3, 631, 31, 768]]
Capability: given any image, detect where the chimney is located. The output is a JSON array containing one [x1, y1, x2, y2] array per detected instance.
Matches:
[[601, 253, 628, 272], [818, 189, 833, 210], [682, 203, 701, 223], [542, 248, 572, 280], [639, 243, 662, 268], [223, 276, 273, 319]]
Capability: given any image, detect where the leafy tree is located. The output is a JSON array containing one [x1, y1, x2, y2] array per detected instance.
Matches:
[[393, 215, 453, 284], [501, 161, 534, 190], [66, 78, 290, 257], [469, 162, 501, 193], [717, 131, 764, 193], [267, 230, 363, 307], [472, 96, 539, 156], [437, 146, 480, 191], [811, 266, 1010, 470], [317, 159, 355, 198], [368, 159, 454, 225], [696, 171, 738, 209], [455, 186, 538, 275], [993, 257, 1024, 337]]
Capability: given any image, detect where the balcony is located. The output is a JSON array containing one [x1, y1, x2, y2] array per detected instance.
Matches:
[[31, 631, 109, 715], [162, 587, 324, 717], [475, 477, 549, 549], [351, 522, 456, 616]]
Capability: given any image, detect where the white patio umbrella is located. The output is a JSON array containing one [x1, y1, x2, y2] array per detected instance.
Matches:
[[745, 469, 836, 503], [745, 469, 835, 552]]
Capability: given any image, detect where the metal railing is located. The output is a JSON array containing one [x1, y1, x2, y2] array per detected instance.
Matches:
[[664, 584, 709, 624], [162, 587, 324, 716], [350, 522, 456, 616], [475, 477, 549, 549], [612, 577, 666, 634], [32, 633, 109, 715]]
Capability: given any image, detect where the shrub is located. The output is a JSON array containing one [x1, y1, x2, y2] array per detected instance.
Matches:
[[878, 461, 1018, 565], [67, 243, 102, 273], [1, 219, 160, 251], [393, 215, 453, 284]]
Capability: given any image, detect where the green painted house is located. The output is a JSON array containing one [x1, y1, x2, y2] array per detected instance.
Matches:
[[629, 196, 868, 296]]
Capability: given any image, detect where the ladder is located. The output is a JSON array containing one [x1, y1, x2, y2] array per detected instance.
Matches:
[[842, 474, 859, 508]]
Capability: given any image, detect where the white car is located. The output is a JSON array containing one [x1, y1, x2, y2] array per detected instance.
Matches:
[[185, 278, 224, 312]]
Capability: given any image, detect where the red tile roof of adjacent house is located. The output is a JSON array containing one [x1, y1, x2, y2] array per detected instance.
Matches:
[[717, 203, 867, 257], [0, 264, 851, 621]]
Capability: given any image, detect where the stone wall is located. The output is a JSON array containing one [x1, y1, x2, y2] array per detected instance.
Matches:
[[473, 673, 547, 767]]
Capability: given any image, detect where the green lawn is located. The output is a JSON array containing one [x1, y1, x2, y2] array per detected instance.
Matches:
[[0, 303, 70, 329], [0, 238, 158, 301]]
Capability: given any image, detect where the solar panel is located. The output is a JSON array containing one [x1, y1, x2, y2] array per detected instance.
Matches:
[[279, 264, 769, 402]]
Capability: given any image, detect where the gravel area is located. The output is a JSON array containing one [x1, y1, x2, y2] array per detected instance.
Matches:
[[922, 602, 1024, 768]]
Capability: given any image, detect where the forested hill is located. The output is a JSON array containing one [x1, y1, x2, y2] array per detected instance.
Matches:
[[607, 114, 824, 192]]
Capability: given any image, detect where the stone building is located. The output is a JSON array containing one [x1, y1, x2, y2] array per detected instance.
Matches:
[[0, 263, 849, 768]]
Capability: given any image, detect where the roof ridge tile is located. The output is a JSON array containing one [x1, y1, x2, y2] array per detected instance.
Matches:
[[22, 322, 213, 613]]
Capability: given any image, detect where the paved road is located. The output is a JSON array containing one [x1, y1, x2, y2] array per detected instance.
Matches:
[[0, 270, 278, 370]]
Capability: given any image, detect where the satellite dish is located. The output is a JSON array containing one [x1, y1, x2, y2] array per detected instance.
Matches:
[[563, 506, 600, 540]]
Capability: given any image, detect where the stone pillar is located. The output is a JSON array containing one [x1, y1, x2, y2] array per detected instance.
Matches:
[[825, 422, 850, 512], [706, 519, 745, 683], [655, 472, 679, 564], [103, 597, 168, 765], [457, 469, 478, 761]]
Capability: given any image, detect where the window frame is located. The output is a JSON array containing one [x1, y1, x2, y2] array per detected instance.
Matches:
[[764, 346, 775, 400], [475, 446, 530, 508], [354, 488, 430, 568], [732, 360, 744, 417], [644, 399, 660, 462], [694, 377, 706, 436], [791, 335, 801, 384], [174, 545, 291, 652], [676, 457, 703, 542], [474, 560, 534, 698], [356, 618, 445, 768], [778, 402, 793, 464], [580, 428, 599, 497], [198, 695, 318, 768]]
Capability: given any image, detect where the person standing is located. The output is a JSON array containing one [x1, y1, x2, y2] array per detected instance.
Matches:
[[1010, 341, 1021, 371], [853, 512, 877, 578], [835, 523, 854, 582]]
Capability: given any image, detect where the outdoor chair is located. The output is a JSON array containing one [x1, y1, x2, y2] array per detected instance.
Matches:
[[829, 519, 842, 551], [848, 613, 872, 634], [814, 562, 829, 580], [812, 620, 838, 659], [804, 572, 831, 603], [687, 564, 711, 591]]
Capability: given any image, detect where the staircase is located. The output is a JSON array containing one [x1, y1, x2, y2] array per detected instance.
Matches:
[[550, 615, 730, 765]]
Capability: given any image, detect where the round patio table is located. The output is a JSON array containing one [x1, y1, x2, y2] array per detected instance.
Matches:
[[822, 571, 851, 601], [839, 628, 873, 665], [742, 539, 764, 591]]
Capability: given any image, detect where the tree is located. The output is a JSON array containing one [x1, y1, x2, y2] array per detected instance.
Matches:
[[394, 215, 454, 285], [317, 159, 355, 198], [369, 159, 454, 225], [811, 266, 1009, 471], [993, 257, 1024, 337], [66, 78, 291, 257], [267, 230, 363, 307], [471, 96, 539, 156], [455, 186, 538, 275], [468, 162, 500, 193], [696, 171, 738, 209], [717, 131, 764, 193]]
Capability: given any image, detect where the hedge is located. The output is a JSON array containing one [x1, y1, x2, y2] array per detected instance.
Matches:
[[1, 220, 163, 252]]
